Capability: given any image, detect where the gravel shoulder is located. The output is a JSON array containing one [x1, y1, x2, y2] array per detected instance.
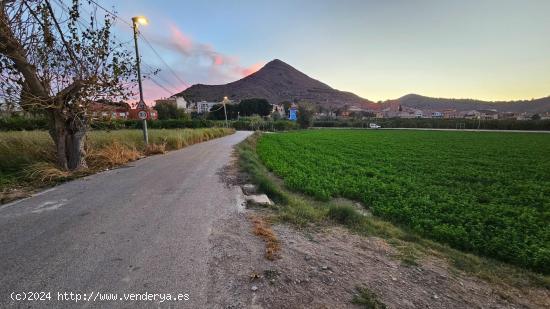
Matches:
[[207, 212, 549, 309]]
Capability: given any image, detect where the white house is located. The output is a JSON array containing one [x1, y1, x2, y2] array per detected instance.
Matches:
[[196, 101, 219, 113], [155, 95, 190, 112], [174, 96, 189, 110], [431, 111, 444, 118]]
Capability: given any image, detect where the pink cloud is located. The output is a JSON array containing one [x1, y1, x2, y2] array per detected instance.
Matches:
[[213, 54, 224, 65], [169, 25, 193, 55], [138, 22, 265, 103], [164, 24, 264, 78], [240, 62, 264, 76]]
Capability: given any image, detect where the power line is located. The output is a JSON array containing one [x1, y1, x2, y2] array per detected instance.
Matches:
[[142, 62, 180, 93], [87, 0, 132, 27], [87, 0, 189, 90], [147, 77, 176, 97], [56, 0, 182, 101], [139, 34, 189, 89]]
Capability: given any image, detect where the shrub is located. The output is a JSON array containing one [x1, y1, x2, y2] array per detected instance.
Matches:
[[328, 204, 363, 226]]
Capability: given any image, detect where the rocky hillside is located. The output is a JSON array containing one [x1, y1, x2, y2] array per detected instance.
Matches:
[[178, 59, 374, 109]]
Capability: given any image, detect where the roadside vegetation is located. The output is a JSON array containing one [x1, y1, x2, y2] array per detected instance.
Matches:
[[314, 118, 550, 130], [352, 286, 387, 309], [0, 116, 299, 132], [237, 132, 549, 290], [0, 128, 234, 203]]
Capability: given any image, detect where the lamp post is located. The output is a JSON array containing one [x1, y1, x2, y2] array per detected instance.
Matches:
[[222, 96, 229, 128], [132, 16, 149, 145]]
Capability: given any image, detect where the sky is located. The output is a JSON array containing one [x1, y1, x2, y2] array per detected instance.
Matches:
[[98, 0, 550, 103]]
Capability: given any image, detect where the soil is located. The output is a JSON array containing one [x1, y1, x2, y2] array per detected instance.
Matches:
[[207, 211, 549, 309]]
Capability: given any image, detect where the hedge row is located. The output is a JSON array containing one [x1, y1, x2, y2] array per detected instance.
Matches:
[[313, 118, 550, 131], [0, 117, 299, 132]]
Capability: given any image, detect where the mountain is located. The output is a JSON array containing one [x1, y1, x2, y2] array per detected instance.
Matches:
[[395, 94, 550, 113], [178, 59, 374, 109], [178, 59, 550, 113]]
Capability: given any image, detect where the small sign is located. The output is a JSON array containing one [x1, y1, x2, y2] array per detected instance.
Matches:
[[138, 110, 148, 120], [136, 100, 147, 110]]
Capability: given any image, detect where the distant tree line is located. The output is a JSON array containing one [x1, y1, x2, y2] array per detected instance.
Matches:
[[313, 118, 550, 131], [208, 98, 273, 120]]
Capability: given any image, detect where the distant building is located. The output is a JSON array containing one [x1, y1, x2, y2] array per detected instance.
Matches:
[[499, 112, 518, 120], [271, 104, 285, 117], [288, 103, 298, 121], [516, 112, 533, 121], [443, 109, 458, 119], [196, 101, 219, 114], [88, 101, 131, 120], [461, 110, 480, 119], [477, 109, 499, 120], [431, 111, 444, 118], [155, 96, 190, 111]]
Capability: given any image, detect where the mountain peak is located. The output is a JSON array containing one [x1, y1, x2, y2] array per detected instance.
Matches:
[[265, 58, 285, 65], [260, 59, 294, 71], [179, 59, 371, 107]]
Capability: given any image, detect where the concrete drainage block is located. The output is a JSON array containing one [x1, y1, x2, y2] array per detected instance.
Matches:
[[245, 194, 273, 206], [242, 184, 258, 195]]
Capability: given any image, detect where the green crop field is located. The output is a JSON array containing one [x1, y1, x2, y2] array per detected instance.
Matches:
[[257, 129, 550, 273]]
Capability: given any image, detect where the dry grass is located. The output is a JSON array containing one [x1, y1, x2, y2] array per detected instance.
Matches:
[[23, 162, 71, 183], [144, 143, 166, 155], [87, 141, 142, 169], [0, 128, 235, 197], [249, 214, 281, 260]]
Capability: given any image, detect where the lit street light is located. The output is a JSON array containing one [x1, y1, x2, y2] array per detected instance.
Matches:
[[132, 16, 149, 145], [222, 96, 229, 128]]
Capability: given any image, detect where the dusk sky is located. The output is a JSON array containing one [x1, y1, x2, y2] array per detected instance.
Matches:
[[100, 0, 550, 103]]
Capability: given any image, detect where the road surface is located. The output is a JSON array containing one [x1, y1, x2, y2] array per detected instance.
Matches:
[[0, 131, 252, 308]]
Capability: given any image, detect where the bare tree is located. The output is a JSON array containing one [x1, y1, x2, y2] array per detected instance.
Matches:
[[0, 0, 135, 170]]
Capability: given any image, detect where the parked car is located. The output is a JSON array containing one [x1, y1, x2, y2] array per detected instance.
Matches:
[[369, 123, 381, 129]]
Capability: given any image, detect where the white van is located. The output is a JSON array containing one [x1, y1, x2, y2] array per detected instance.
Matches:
[[369, 123, 381, 129]]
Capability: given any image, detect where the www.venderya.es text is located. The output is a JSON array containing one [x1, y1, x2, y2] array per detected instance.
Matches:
[[10, 291, 190, 303]]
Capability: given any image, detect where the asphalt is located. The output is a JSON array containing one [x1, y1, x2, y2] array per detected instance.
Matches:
[[0, 130, 252, 308]]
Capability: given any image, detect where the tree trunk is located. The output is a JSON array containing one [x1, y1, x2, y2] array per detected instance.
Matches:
[[49, 110, 87, 171]]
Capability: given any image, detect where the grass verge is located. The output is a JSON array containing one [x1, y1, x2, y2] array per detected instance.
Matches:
[[352, 286, 387, 309], [236, 132, 549, 290], [0, 128, 235, 203]]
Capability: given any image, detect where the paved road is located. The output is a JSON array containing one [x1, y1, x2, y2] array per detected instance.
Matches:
[[0, 131, 252, 308]]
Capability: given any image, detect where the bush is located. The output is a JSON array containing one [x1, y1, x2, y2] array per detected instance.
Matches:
[[328, 204, 363, 226], [0, 116, 49, 130]]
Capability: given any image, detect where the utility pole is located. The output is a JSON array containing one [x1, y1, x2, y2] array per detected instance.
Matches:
[[222, 96, 229, 128], [132, 16, 149, 145]]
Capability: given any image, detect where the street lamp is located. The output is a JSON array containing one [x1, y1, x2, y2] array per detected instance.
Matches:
[[222, 96, 229, 128], [132, 16, 149, 145]]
